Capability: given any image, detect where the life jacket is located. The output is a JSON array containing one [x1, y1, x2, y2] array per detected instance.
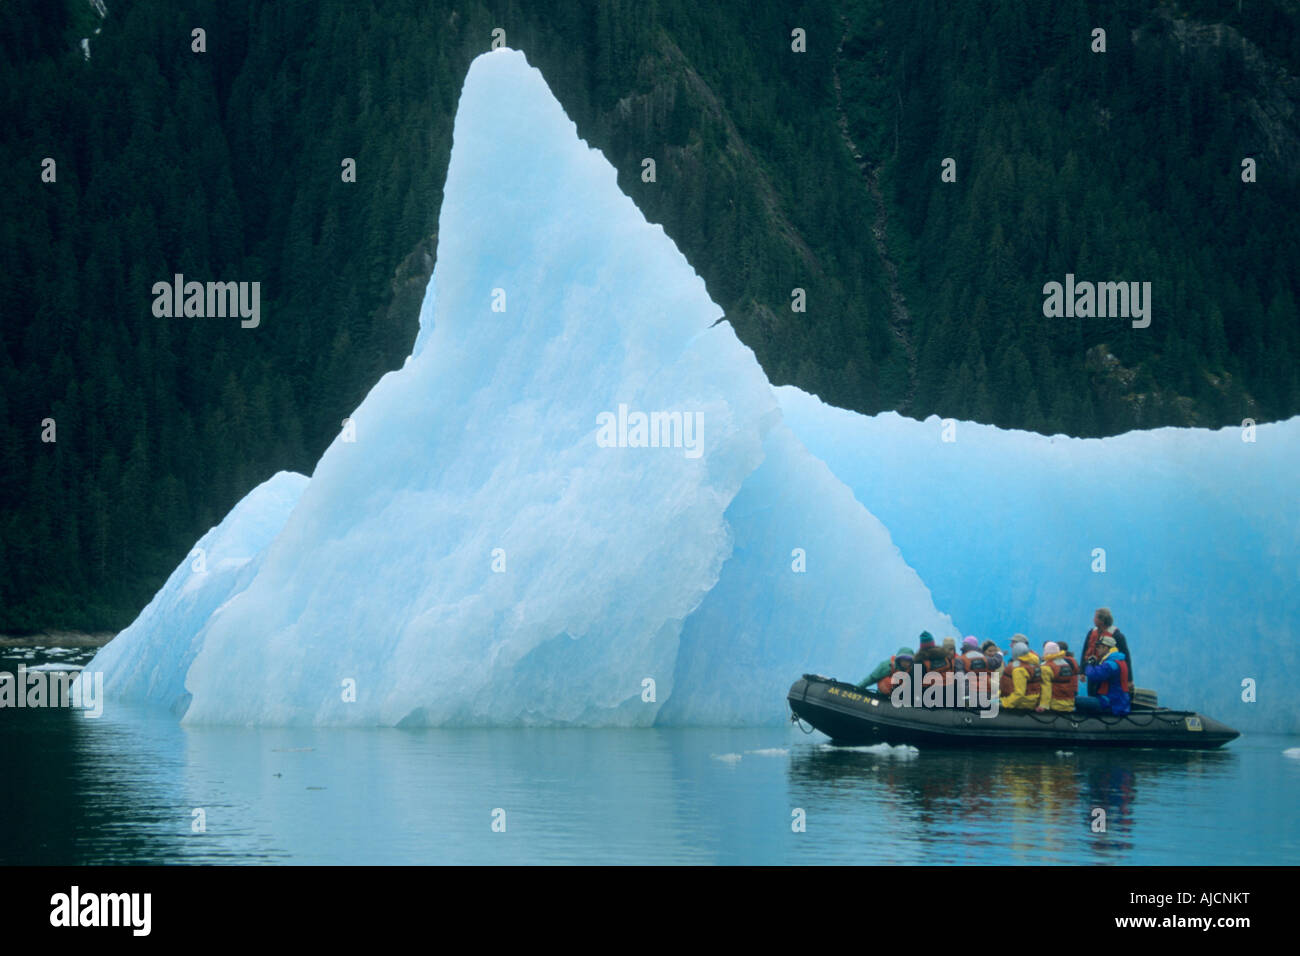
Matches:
[[1095, 653, 1130, 697], [918, 647, 952, 675], [942, 653, 960, 684], [956, 651, 989, 701], [1042, 653, 1079, 700], [878, 653, 914, 693], [1000, 658, 1041, 698], [1084, 628, 1134, 689], [1084, 627, 1122, 664], [1083, 627, 1106, 662]]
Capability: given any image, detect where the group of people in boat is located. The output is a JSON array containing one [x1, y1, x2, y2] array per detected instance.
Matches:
[[857, 607, 1135, 716]]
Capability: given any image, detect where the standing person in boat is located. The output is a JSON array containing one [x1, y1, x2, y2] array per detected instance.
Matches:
[[999, 638, 1042, 710], [1075, 635, 1132, 716], [1035, 641, 1079, 713], [1082, 608, 1135, 692], [981, 640, 1005, 700]]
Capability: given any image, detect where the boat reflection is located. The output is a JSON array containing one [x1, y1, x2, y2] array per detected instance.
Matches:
[[787, 744, 1237, 864]]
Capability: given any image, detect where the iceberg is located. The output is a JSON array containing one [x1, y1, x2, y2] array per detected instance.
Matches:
[[86, 49, 1298, 731], [91, 48, 950, 727]]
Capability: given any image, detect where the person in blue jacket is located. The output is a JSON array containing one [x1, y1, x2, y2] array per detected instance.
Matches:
[[1075, 635, 1131, 715]]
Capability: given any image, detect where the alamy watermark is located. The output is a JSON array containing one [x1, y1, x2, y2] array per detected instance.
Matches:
[[888, 666, 1000, 717], [49, 886, 150, 936], [0, 666, 103, 717], [1043, 274, 1151, 328], [596, 403, 703, 459], [152, 273, 260, 328]]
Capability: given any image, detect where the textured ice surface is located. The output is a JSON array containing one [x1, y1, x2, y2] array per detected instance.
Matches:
[[169, 49, 953, 726], [656, 421, 952, 725], [778, 386, 1300, 731], [92, 49, 1296, 731], [83, 471, 308, 715]]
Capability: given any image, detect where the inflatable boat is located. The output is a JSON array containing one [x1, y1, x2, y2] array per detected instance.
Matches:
[[788, 675, 1240, 749]]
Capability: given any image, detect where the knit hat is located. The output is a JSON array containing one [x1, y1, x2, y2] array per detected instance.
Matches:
[[1099, 635, 1118, 648], [962, 636, 979, 650], [1043, 641, 1060, 656], [918, 631, 936, 648], [942, 637, 957, 652]]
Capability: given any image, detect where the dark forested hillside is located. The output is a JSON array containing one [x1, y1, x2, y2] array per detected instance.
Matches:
[[2, 0, 1297, 630], [839, 0, 1300, 434]]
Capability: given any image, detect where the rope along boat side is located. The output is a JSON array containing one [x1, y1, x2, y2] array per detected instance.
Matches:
[[788, 675, 1239, 749]]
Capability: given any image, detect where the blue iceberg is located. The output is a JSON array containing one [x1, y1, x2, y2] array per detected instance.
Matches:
[[85, 50, 1298, 731]]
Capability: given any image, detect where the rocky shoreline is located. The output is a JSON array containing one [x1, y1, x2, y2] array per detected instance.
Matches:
[[0, 630, 115, 648]]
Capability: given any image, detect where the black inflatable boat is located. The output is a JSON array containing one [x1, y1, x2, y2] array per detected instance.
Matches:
[[788, 675, 1239, 749]]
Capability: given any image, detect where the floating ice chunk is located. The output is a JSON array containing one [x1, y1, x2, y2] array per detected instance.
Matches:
[[821, 742, 919, 758]]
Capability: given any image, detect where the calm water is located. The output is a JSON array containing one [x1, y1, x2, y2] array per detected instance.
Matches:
[[3, 647, 1298, 865]]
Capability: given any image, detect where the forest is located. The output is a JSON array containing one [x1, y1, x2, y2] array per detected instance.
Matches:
[[1, 0, 1296, 629]]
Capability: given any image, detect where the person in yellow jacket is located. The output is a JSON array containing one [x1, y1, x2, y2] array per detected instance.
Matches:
[[999, 637, 1041, 710], [1035, 641, 1079, 713]]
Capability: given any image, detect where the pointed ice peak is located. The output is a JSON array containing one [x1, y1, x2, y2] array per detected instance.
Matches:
[[413, 48, 722, 361], [449, 48, 607, 198], [90, 50, 956, 728]]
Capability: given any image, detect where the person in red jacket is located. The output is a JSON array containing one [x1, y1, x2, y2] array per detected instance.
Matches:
[[1082, 607, 1135, 692]]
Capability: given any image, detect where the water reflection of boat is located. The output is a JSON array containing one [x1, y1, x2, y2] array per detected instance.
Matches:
[[788, 675, 1240, 749]]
